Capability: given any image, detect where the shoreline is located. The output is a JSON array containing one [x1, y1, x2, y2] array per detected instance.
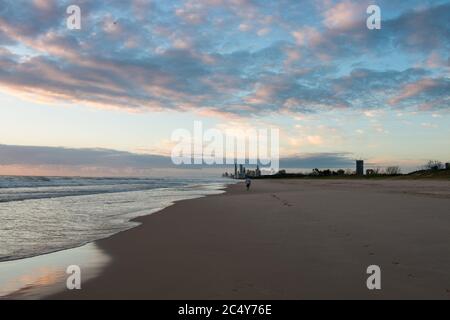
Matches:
[[0, 182, 231, 299], [42, 178, 450, 299], [0, 242, 109, 299], [0, 185, 229, 264]]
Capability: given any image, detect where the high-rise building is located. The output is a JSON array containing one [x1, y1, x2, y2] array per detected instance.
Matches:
[[234, 162, 238, 178], [356, 160, 364, 176], [256, 165, 261, 177]]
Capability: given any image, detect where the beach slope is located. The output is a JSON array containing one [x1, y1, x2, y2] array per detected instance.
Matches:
[[50, 179, 450, 299]]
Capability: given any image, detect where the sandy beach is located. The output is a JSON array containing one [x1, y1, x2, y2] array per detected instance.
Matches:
[[46, 179, 450, 300]]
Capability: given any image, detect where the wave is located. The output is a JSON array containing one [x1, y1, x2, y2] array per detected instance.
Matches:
[[0, 177, 234, 262], [0, 176, 229, 203]]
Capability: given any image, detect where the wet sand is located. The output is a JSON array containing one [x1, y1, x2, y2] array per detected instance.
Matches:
[[0, 243, 109, 299], [49, 179, 450, 299]]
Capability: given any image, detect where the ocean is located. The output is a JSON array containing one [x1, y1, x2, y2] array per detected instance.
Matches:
[[0, 175, 232, 263]]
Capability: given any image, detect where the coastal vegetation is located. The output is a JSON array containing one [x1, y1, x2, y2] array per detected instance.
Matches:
[[254, 161, 450, 180]]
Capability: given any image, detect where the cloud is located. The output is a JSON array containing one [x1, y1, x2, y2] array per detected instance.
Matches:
[[0, 144, 356, 174], [420, 122, 438, 129], [330, 68, 450, 111], [322, 0, 366, 30], [389, 78, 450, 107], [306, 135, 323, 145], [291, 27, 323, 47], [280, 152, 354, 169], [317, 2, 450, 56], [0, 0, 448, 117], [0, 144, 172, 168]]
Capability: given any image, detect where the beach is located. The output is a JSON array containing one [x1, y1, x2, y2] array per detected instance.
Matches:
[[1, 0, 448, 304], [40, 179, 450, 299]]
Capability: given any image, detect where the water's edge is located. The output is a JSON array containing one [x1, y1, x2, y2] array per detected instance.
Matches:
[[0, 182, 234, 299]]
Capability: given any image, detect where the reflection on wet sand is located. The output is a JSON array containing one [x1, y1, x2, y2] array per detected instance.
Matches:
[[1, 267, 64, 299], [0, 243, 109, 299]]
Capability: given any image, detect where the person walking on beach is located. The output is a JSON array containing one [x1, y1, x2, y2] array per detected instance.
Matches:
[[245, 177, 251, 191]]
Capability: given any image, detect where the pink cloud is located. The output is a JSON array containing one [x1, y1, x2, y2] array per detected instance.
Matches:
[[389, 78, 440, 105], [291, 27, 323, 47], [322, 0, 365, 30]]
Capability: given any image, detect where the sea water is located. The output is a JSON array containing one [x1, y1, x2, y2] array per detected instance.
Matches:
[[0, 176, 231, 263]]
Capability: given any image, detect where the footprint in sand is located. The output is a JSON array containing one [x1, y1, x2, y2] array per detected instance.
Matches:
[[272, 194, 293, 207]]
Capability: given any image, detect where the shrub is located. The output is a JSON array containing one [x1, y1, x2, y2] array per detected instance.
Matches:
[[424, 160, 444, 171], [386, 166, 401, 175]]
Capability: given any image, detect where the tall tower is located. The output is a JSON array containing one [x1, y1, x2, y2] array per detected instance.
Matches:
[[356, 160, 364, 176], [234, 162, 238, 178], [256, 164, 261, 177]]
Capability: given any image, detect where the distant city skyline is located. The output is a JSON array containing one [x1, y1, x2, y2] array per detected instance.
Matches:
[[0, 0, 449, 176]]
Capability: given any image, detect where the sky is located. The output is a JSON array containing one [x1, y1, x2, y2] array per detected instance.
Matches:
[[0, 0, 449, 176]]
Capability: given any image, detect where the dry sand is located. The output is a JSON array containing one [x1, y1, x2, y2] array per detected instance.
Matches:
[[49, 179, 450, 299]]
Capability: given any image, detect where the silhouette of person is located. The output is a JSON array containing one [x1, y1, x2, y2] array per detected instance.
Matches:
[[245, 177, 251, 191]]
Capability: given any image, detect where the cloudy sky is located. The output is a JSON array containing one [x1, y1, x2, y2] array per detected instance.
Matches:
[[0, 0, 449, 175]]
